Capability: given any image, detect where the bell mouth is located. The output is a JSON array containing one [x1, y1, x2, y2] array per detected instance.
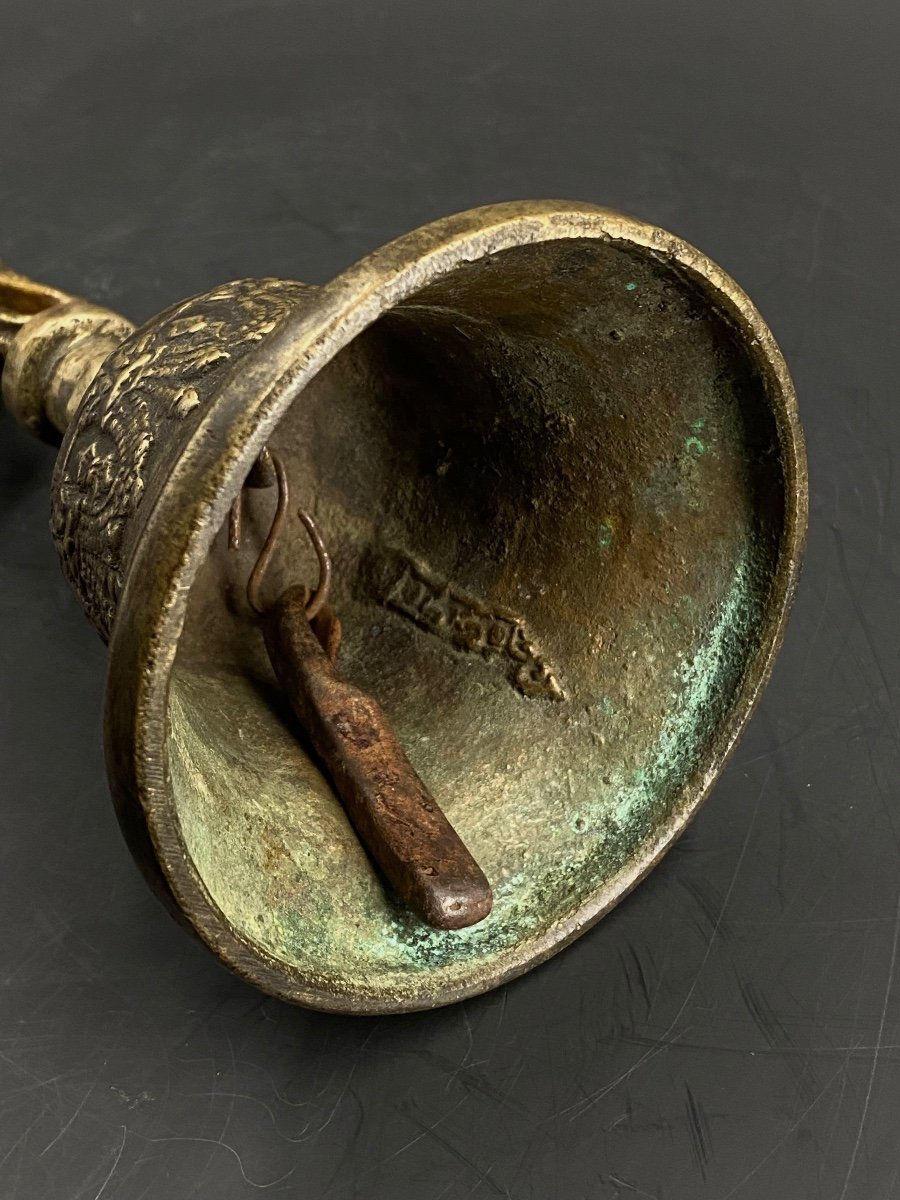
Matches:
[[106, 202, 806, 1012]]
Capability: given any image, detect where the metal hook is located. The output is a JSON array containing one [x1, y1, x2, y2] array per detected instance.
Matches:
[[228, 446, 277, 550], [242, 449, 332, 619], [237, 457, 491, 931], [295, 508, 332, 621]]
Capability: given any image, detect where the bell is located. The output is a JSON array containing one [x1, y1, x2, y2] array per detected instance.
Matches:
[[1, 200, 806, 1013]]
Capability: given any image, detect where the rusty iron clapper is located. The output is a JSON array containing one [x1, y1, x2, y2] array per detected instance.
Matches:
[[0, 201, 807, 1013]]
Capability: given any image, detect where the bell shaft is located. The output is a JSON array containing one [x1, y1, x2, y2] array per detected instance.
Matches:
[[1, 267, 134, 443], [262, 584, 493, 930], [0, 266, 73, 352]]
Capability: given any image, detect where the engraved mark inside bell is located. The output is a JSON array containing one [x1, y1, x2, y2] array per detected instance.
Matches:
[[1, 202, 806, 1013]]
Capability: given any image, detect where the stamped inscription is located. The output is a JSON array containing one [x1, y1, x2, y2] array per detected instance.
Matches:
[[376, 551, 564, 702]]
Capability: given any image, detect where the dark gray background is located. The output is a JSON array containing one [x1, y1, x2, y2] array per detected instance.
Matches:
[[1, 1, 897, 1196]]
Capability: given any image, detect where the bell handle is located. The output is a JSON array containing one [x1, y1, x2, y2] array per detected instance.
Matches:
[[0, 266, 134, 443], [0, 266, 75, 354]]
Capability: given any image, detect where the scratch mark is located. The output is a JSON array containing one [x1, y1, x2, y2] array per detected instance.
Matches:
[[805, 199, 827, 283], [717, 1067, 843, 1199], [146, 1134, 293, 1189], [465, 1156, 501, 1197], [403, 1114, 505, 1196], [93, 1125, 127, 1200], [445, 1007, 477, 1093], [833, 525, 900, 798], [304, 1022, 380, 1142], [494, 989, 508, 1038], [628, 943, 652, 1012], [819, 942, 869, 1190], [685, 1084, 711, 1179], [0, 1105, 49, 1170], [320, 1095, 470, 1197], [563, 1029, 690, 1120], [738, 978, 790, 1053], [40, 1084, 95, 1156], [181, 1090, 321, 1143], [837, 887, 900, 1200], [564, 766, 770, 1120], [608, 1175, 659, 1199], [433, 1172, 465, 1200]]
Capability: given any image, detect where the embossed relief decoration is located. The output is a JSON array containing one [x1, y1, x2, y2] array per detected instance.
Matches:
[[50, 279, 310, 640]]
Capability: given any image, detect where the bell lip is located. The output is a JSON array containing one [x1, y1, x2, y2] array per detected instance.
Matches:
[[103, 199, 808, 1015]]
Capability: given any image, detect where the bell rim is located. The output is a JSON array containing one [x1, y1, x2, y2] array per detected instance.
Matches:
[[103, 199, 808, 1013]]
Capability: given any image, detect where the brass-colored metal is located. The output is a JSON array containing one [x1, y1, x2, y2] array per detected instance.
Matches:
[[0, 265, 74, 353], [1, 201, 807, 1013], [1, 291, 135, 442]]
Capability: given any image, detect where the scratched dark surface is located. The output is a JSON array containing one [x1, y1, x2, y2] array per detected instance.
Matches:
[[1, 1, 898, 1196]]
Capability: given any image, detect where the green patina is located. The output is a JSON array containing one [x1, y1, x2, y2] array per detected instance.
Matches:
[[596, 521, 615, 549], [162, 235, 786, 1009]]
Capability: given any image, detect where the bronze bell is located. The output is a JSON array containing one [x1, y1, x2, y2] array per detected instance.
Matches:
[[1, 200, 807, 1013]]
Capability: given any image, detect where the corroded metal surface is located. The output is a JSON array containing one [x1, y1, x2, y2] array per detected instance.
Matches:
[[1, 201, 807, 1013], [262, 584, 493, 929]]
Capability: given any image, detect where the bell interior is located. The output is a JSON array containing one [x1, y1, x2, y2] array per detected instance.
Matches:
[[169, 237, 785, 1006]]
